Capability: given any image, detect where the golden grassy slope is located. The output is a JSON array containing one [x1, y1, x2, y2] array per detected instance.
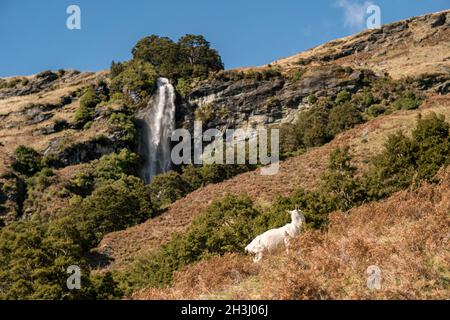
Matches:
[[134, 167, 450, 300], [267, 10, 450, 79], [0, 71, 106, 177]]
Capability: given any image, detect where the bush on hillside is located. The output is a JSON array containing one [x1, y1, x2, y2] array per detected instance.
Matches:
[[75, 87, 100, 128], [110, 60, 157, 101], [12, 146, 42, 176], [65, 175, 156, 250]]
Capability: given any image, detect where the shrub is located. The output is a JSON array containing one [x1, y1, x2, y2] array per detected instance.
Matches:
[[307, 94, 317, 105], [12, 146, 42, 176], [36, 70, 58, 82], [75, 87, 100, 127], [411, 113, 450, 181], [65, 149, 139, 197], [0, 217, 125, 299], [335, 89, 351, 105], [107, 112, 137, 147], [176, 78, 192, 97], [393, 91, 422, 110], [295, 104, 331, 148], [93, 149, 139, 183], [327, 102, 364, 136], [365, 113, 450, 199], [53, 119, 68, 132], [66, 175, 156, 250], [366, 104, 386, 117], [288, 68, 305, 82], [110, 60, 157, 101], [149, 171, 188, 208]]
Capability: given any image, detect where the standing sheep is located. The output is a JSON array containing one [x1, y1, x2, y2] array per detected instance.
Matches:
[[245, 209, 306, 262]]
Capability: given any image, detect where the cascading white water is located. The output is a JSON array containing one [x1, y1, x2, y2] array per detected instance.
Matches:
[[140, 78, 176, 183]]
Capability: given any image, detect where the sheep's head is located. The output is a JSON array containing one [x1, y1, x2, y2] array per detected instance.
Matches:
[[288, 209, 306, 225]]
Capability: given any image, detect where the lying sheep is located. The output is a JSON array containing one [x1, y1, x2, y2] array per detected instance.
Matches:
[[245, 209, 306, 262]]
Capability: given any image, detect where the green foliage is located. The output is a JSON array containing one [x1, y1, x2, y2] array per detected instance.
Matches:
[[393, 91, 422, 110], [110, 61, 125, 78], [0, 217, 125, 299], [178, 34, 224, 78], [307, 94, 318, 105], [53, 119, 69, 132], [355, 88, 374, 109], [66, 175, 156, 250], [366, 104, 386, 117], [288, 68, 306, 82], [36, 70, 59, 82], [149, 171, 189, 208], [335, 89, 351, 105], [93, 149, 139, 182], [107, 112, 137, 147], [110, 60, 157, 101], [66, 149, 139, 196], [75, 87, 100, 128], [321, 147, 365, 210], [27, 168, 55, 190], [281, 76, 424, 155], [412, 113, 450, 180], [66, 171, 95, 197], [12, 146, 42, 176], [121, 195, 259, 290], [148, 164, 254, 208], [176, 77, 193, 97], [131, 34, 223, 81], [365, 113, 450, 199], [327, 102, 364, 136], [294, 100, 332, 148]]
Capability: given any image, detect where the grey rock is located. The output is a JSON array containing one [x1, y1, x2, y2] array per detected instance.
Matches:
[[430, 13, 446, 27]]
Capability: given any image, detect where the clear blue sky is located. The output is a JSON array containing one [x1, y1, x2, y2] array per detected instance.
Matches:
[[0, 0, 448, 77]]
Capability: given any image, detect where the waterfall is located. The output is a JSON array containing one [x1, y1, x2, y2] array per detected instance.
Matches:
[[139, 78, 176, 184]]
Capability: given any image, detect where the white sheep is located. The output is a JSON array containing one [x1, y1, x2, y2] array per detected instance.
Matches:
[[245, 209, 306, 262]]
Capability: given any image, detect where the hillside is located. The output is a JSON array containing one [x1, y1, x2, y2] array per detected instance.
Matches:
[[96, 94, 450, 271], [267, 10, 450, 80], [134, 167, 450, 300]]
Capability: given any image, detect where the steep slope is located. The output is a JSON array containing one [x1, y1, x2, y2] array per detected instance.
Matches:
[[268, 10, 450, 79], [94, 11, 450, 272], [96, 93, 450, 271], [0, 71, 106, 176], [134, 166, 450, 300]]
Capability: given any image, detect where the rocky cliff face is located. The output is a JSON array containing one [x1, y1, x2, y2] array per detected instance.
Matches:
[[186, 66, 376, 132]]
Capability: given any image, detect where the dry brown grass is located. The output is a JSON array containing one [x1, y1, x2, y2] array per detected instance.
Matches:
[[249, 170, 450, 300], [134, 168, 450, 300], [133, 254, 260, 300]]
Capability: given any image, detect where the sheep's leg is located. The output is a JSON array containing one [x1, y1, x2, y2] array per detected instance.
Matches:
[[284, 237, 291, 254], [253, 251, 263, 263]]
